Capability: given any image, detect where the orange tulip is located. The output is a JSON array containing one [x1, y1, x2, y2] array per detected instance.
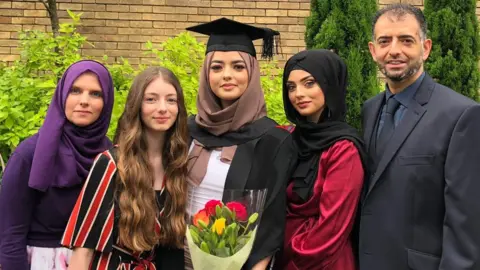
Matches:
[[193, 209, 210, 228]]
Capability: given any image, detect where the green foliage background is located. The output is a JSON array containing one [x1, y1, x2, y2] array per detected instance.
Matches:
[[424, 0, 480, 101], [0, 12, 286, 166], [305, 0, 380, 129]]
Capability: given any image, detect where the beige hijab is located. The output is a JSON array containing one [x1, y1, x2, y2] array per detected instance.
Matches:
[[187, 51, 267, 186]]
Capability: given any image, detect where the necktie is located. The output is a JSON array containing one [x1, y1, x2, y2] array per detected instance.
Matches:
[[376, 97, 400, 158]]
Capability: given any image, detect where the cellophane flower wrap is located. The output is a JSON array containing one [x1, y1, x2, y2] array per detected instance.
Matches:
[[186, 189, 268, 270]]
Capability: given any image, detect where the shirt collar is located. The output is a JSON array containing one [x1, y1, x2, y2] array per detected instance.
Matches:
[[385, 72, 425, 107]]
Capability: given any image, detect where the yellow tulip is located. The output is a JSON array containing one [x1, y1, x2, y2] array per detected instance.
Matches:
[[212, 218, 226, 235]]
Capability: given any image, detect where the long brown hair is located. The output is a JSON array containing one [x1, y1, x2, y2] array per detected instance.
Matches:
[[113, 67, 189, 251]]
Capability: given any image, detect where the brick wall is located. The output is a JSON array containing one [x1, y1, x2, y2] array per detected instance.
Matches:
[[0, 0, 479, 66]]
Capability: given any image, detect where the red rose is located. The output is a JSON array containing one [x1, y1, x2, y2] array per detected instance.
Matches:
[[226, 202, 248, 221], [204, 200, 223, 216]]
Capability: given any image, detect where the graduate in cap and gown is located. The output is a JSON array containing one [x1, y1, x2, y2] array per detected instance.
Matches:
[[185, 18, 296, 270]]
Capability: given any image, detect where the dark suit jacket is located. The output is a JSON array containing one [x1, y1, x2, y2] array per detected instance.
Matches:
[[359, 74, 480, 270]]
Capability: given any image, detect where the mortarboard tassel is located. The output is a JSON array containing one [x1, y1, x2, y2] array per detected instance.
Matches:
[[261, 28, 280, 60]]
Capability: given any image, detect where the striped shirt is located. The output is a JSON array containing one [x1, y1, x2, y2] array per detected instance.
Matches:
[[61, 149, 163, 270]]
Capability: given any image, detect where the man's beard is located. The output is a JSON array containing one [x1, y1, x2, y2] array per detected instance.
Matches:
[[378, 58, 423, 82]]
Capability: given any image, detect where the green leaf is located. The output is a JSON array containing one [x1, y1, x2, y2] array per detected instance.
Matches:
[[248, 212, 259, 224], [4, 117, 13, 129], [200, 241, 210, 253]]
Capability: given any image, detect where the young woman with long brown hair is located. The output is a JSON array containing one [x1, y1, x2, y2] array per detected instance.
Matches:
[[62, 67, 189, 270]]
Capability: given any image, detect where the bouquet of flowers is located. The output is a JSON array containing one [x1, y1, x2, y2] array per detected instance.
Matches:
[[186, 189, 268, 270]]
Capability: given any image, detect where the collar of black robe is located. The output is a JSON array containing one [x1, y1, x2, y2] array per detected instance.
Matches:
[[187, 115, 277, 148], [283, 49, 369, 201]]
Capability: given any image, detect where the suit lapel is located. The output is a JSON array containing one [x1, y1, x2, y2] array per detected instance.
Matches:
[[365, 74, 435, 198]]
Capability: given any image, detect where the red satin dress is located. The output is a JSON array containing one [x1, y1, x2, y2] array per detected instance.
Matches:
[[279, 140, 364, 270]]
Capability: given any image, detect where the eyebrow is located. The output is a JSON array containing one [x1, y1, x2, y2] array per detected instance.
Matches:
[[377, 34, 416, 40], [144, 92, 177, 97], [211, 60, 246, 64], [71, 85, 102, 91], [287, 75, 314, 83]]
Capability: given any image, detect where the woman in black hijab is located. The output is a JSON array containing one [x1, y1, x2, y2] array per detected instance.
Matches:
[[277, 49, 367, 270]]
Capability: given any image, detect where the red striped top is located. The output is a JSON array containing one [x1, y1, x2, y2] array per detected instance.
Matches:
[[61, 149, 163, 270]]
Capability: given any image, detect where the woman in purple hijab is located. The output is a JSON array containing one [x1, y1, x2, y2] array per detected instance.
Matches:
[[0, 60, 114, 270]]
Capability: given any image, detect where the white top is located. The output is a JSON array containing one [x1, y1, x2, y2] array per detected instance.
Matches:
[[187, 144, 230, 216]]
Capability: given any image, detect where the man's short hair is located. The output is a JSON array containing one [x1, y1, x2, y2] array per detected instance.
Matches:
[[372, 4, 427, 41]]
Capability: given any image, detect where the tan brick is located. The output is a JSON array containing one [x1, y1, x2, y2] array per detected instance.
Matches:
[[118, 12, 143, 20], [0, 24, 22, 32], [153, 21, 176, 29], [34, 18, 52, 25], [283, 39, 305, 46], [94, 26, 118, 34], [278, 17, 299, 24], [211, 1, 233, 8], [150, 32, 167, 40], [234, 1, 255, 8], [175, 22, 197, 29], [1, 55, 20, 62], [266, 9, 287, 16], [165, 28, 181, 35], [22, 25, 46, 31], [142, 13, 166, 21], [257, 1, 278, 9], [12, 2, 36, 9], [59, 11, 95, 19], [59, 3, 83, 10], [143, 0, 167, 5], [118, 42, 141, 50], [165, 14, 188, 21], [130, 21, 153, 28], [268, 24, 288, 31], [95, 12, 118, 19], [300, 3, 310, 10], [153, 6, 176, 13], [279, 2, 300, 9], [187, 15, 210, 22], [0, 32, 10, 39], [0, 2, 11, 8], [82, 4, 106, 11], [106, 5, 129, 12], [140, 28, 162, 35], [288, 10, 310, 17], [0, 39, 13, 47], [92, 41, 117, 49], [77, 26, 95, 34], [233, 16, 255, 24], [85, 34, 129, 42], [256, 17, 277, 24], [221, 8, 243, 16], [378, 0, 398, 3], [82, 49, 106, 56], [0, 47, 11, 54], [2, 9, 24, 16], [130, 5, 153, 13], [141, 57, 157, 65], [82, 19, 106, 26], [403, 0, 423, 5], [0, 17, 12, 24], [288, 25, 306, 33], [118, 28, 138, 35], [128, 35, 152, 42], [281, 32, 302, 40], [210, 15, 232, 21], [246, 9, 266, 16], [106, 20, 129, 27], [198, 8, 221, 15], [175, 7, 198, 14]]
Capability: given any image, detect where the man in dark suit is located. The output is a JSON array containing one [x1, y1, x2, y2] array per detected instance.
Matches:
[[359, 4, 480, 270]]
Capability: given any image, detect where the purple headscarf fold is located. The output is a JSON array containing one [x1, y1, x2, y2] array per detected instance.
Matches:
[[28, 60, 114, 191]]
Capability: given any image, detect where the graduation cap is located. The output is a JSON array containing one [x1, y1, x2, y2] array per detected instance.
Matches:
[[186, 17, 280, 60]]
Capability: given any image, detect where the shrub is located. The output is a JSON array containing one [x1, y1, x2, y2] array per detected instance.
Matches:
[[424, 0, 480, 101], [305, 0, 380, 130]]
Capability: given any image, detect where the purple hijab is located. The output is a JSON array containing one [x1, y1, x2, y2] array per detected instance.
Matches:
[[28, 60, 114, 191]]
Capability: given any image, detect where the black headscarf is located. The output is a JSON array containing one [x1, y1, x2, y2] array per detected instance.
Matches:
[[283, 49, 368, 201]]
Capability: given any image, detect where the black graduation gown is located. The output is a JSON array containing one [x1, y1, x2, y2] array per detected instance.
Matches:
[[188, 116, 296, 269]]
